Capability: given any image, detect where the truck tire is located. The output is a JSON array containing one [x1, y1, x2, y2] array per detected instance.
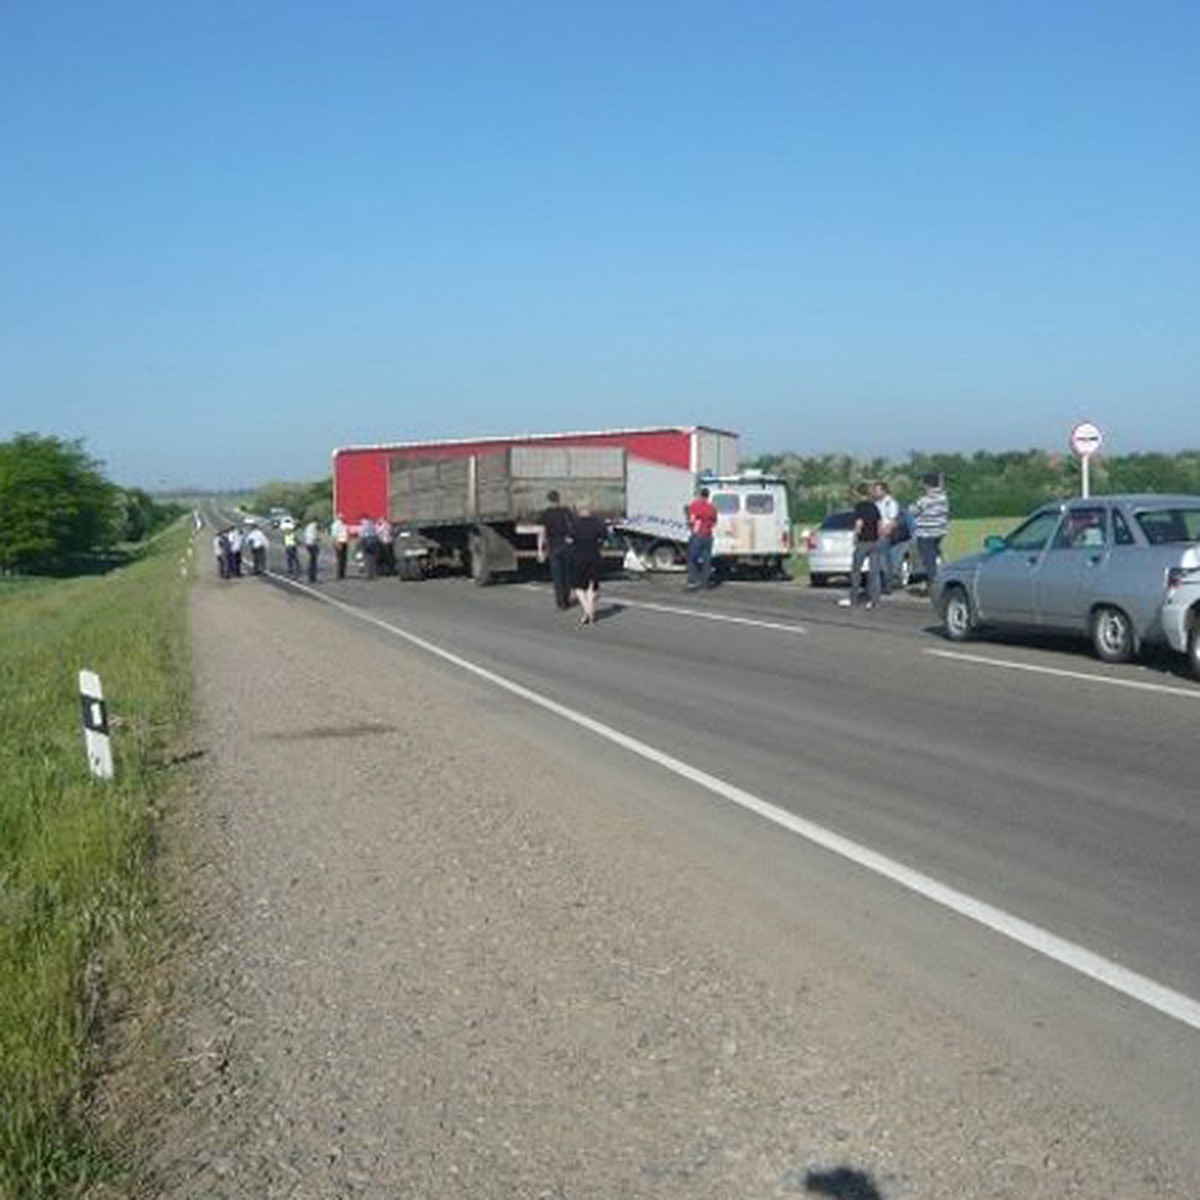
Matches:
[[468, 531, 492, 586]]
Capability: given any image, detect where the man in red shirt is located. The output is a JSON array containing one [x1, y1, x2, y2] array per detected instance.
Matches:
[[685, 486, 719, 589]]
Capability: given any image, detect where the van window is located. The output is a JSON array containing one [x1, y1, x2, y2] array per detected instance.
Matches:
[[713, 494, 739, 514], [745, 493, 775, 514]]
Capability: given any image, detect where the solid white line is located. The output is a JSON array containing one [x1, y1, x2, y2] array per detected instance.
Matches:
[[276, 576, 1200, 1033], [928, 648, 1200, 700], [521, 583, 808, 635]]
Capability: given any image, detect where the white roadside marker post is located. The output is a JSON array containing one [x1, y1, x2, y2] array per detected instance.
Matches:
[[79, 669, 114, 781]]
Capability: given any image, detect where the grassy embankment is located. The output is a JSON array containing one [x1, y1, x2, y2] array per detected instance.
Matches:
[[0, 524, 192, 1198]]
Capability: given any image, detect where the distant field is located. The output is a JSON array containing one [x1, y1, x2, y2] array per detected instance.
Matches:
[[940, 516, 1021, 563], [0, 524, 191, 1196]]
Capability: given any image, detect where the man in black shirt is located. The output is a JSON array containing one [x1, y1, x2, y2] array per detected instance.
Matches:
[[537, 490, 576, 610], [841, 482, 883, 608]]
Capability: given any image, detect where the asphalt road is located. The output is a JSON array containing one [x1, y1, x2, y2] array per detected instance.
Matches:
[[274, 564, 1200, 1116], [178, 521, 1200, 1195]]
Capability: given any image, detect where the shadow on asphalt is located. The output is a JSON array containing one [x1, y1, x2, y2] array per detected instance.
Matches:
[[804, 1164, 888, 1199]]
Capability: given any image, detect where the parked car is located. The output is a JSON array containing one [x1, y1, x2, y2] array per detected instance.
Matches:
[[1160, 547, 1200, 679], [935, 494, 1200, 669], [805, 508, 923, 589]]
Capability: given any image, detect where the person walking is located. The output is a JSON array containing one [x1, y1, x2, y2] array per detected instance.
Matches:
[[838, 483, 883, 609], [302, 518, 321, 582], [685, 485, 718, 590], [873, 480, 900, 594], [227, 525, 244, 577], [282, 524, 301, 579], [213, 528, 231, 579], [330, 514, 350, 580], [537, 489, 576, 610], [911, 472, 950, 592], [569, 506, 607, 627]]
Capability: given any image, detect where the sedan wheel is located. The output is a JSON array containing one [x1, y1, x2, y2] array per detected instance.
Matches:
[[1187, 621, 1200, 682], [1091, 606, 1135, 663], [942, 587, 974, 641]]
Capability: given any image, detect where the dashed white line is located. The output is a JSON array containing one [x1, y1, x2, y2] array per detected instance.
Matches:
[[274, 575, 1200, 1033], [928, 648, 1200, 700]]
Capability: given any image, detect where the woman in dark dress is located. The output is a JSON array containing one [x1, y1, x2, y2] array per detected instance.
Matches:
[[569, 506, 606, 627]]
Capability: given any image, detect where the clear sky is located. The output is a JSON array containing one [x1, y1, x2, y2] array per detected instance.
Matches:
[[2, 1, 1197, 489]]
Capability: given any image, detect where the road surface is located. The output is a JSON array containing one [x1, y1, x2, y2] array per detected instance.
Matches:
[[147, 536, 1200, 1198]]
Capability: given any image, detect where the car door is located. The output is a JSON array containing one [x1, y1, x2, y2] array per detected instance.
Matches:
[[974, 508, 1063, 623], [1034, 505, 1110, 630]]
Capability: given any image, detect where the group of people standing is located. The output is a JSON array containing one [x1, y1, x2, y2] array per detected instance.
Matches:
[[213, 524, 270, 579], [536, 490, 608, 627], [840, 474, 950, 609], [213, 514, 394, 584]]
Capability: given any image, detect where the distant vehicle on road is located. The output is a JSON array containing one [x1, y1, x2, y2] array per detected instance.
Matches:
[[935, 494, 1200, 671], [268, 507, 293, 529], [804, 508, 923, 589]]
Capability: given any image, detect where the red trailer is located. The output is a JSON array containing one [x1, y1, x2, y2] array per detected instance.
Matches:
[[332, 426, 788, 583]]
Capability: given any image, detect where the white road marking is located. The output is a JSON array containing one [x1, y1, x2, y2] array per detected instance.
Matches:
[[929, 648, 1200, 700], [275, 576, 1200, 1033], [522, 583, 808, 635]]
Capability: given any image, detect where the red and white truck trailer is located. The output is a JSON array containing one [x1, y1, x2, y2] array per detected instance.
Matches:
[[331, 425, 790, 584]]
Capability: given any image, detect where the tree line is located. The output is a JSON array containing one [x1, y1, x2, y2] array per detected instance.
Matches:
[[743, 449, 1200, 523], [0, 434, 186, 575]]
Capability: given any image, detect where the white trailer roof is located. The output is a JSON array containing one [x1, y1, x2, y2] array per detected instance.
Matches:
[[332, 424, 739, 456]]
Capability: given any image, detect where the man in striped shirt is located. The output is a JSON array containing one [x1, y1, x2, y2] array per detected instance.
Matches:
[[911, 473, 950, 590]]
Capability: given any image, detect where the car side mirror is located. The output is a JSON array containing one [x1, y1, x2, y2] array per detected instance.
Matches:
[[984, 534, 1007, 554]]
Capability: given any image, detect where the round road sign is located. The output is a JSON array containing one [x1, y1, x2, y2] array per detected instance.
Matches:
[[1070, 421, 1103, 459]]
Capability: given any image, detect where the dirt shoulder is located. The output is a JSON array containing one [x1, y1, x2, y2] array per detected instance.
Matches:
[[123, 570, 1197, 1199]]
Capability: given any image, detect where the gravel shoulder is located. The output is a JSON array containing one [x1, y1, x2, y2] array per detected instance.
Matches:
[[133, 569, 1199, 1199]]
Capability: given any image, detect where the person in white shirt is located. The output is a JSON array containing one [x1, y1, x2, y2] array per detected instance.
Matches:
[[245, 525, 269, 575], [872, 480, 900, 595], [375, 517, 395, 576], [330, 515, 350, 580], [302, 519, 321, 582]]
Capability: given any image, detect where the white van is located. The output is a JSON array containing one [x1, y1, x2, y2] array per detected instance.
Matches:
[[707, 473, 792, 579]]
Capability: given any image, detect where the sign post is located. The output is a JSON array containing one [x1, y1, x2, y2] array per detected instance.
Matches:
[[1069, 421, 1103, 498], [79, 669, 114, 781]]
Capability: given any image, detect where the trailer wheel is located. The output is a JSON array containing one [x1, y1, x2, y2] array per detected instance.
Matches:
[[468, 531, 493, 586]]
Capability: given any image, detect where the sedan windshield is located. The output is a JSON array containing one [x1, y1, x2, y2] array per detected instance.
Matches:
[[1134, 507, 1200, 545]]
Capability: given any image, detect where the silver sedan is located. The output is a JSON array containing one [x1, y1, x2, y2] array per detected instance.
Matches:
[[934, 494, 1200, 668]]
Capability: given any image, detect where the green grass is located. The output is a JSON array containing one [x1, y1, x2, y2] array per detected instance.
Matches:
[[0, 525, 192, 1198], [940, 516, 1021, 563]]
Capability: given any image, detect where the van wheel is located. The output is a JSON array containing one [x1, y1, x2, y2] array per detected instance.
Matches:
[[1186, 619, 1200, 682], [942, 586, 975, 641], [1092, 606, 1135, 663], [650, 542, 680, 571]]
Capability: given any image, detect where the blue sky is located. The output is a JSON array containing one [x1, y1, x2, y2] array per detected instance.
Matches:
[[2, 1, 1197, 489]]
